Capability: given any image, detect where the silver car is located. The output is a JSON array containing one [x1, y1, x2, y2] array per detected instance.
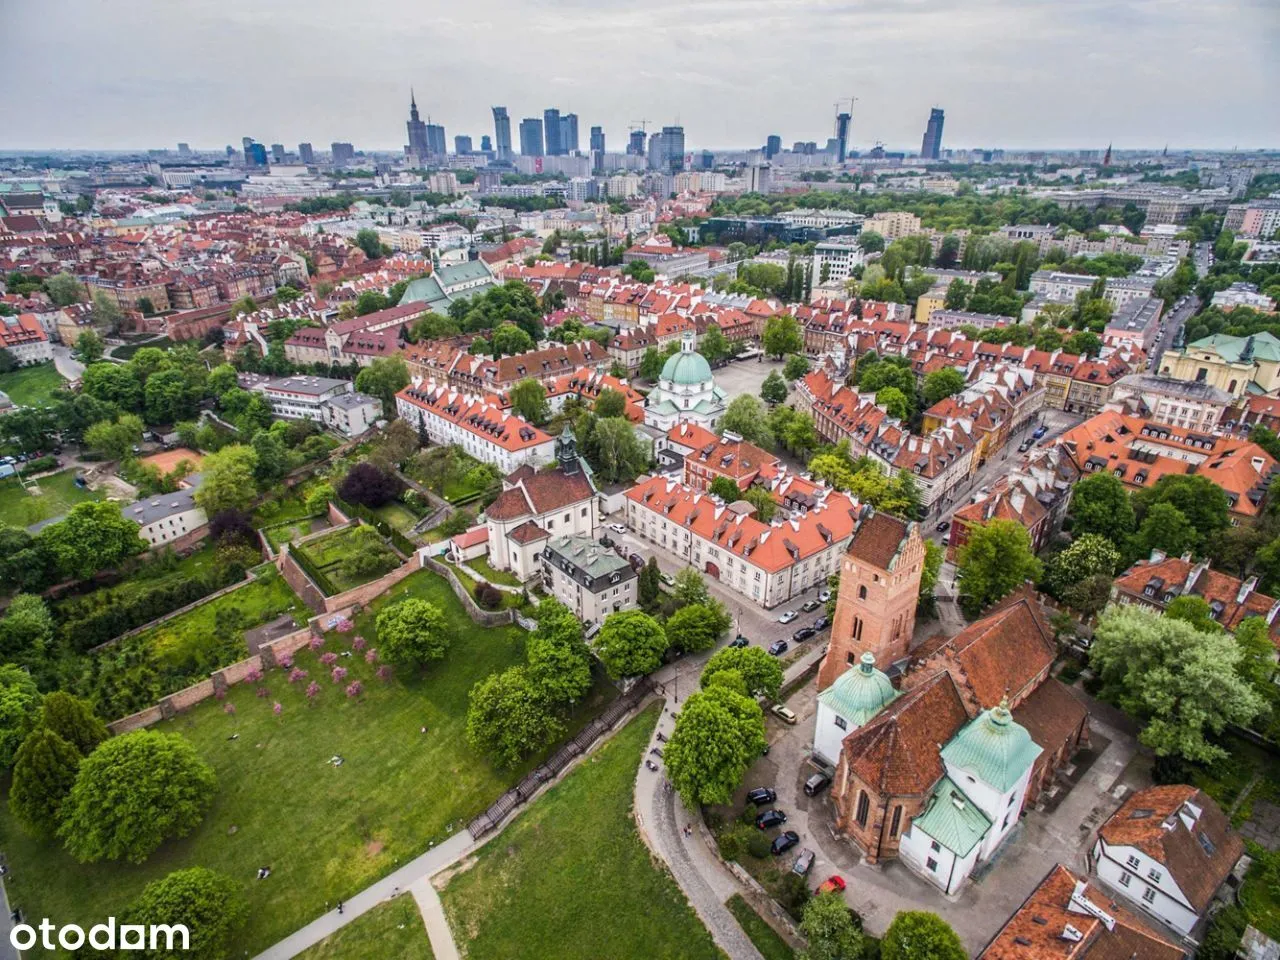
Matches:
[[792, 848, 815, 876]]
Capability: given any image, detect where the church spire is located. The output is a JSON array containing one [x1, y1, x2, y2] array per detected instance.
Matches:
[[409, 89, 420, 123]]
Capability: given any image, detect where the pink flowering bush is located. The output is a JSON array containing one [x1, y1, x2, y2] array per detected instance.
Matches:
[[376, 664, 393, 683], [288, 667, 308, 684], [255, 686, 270, 699], [320, 652, 338, 667], [351, 636, 367, 652], [244, 667, 264, 685], [278, 653, 293, 669], [273, 701, 283, 716], [309, 636, 324, 652], [336, 616, 354, 633], [331, 666, 349, 685], [345, 681, 363, 700], [364, 648, 378, 664], [306, 681, 321, 702]]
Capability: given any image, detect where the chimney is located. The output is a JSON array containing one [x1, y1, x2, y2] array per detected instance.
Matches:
[[1149, 548, 1166, 563], [1238, 576, 1259, 605]]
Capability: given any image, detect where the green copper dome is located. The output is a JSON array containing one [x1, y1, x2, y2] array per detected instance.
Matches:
[[818, 652, 899, 728], [940, 699, 1043, 794], [660, 339, 713, 386]]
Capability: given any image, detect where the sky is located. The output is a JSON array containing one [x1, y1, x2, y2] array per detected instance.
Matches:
[[3, 0, 1278, 153]]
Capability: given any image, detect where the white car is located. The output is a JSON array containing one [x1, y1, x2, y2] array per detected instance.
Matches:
[[608, 523, 627, 535], [818, 589, 831, 603], [778, 610, 799, 624], [771, 705, 798, 725]]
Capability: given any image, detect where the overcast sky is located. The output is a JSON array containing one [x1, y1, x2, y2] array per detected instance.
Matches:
[[4, 0, 1277, 152]]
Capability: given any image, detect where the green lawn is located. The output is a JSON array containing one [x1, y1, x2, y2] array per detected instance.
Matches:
[[468, 556, 522, 587], [265, 516, 325, 552], [294, 525, 400, 594], [297, 895, 434, 960], [0, 362, 65, 407], [1, 568, 615, 954], [0, 468, 104, 527], [371, 501, 421, 533], [254, 489, 321, 527], [726, 895, 795, 960], [440, 704, 722, 960]]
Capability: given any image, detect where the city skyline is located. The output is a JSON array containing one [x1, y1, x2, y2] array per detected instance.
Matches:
[[2, 0, 1276, 152]]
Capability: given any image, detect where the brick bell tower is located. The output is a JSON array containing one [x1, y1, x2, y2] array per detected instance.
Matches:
[[818, 510, 925, 691]]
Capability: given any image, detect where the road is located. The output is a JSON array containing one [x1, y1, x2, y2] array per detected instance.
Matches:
[[50, 344, 84, 383], [1148, 293, 1201, 373]]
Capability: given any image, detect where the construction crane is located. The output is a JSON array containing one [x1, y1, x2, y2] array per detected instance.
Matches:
[[629, 119, 651, 133]]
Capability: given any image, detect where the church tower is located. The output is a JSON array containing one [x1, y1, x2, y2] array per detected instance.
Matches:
[[818, 510, 925, 691]]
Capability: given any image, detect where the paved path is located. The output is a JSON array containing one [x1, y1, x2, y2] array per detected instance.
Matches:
[[411, 877, 461, 960], [0, 873, 18, 960], [251, 830, 473, 960]]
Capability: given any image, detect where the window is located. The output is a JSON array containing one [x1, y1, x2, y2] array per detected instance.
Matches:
[[926, 857, 938, 872], [856, 791, 870, 827], [1119, 871, 1131, 888], [858, 584, 867, 600], [1142, 887, 1156, 904], [1126, 854, 1140, 869], [833, 716, 847, 731], [1147, 869, 1161, 883], [930, 840, 941, 853], [889, 806, 902, 838]]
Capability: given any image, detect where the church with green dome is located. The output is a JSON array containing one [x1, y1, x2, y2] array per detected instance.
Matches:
[[643, 330, 728, 431]]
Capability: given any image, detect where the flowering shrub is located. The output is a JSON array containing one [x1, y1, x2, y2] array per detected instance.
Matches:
[[345, 681, 363, 699], [331, 666, 349, 685], [288, 668, 308, 684], [320, 652, 338, 667]]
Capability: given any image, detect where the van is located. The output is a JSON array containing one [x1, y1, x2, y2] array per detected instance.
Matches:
[[804, 772, 832, 797]]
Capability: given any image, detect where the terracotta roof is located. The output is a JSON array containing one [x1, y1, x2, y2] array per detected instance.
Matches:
[[979, 864, 1185, 959], [847, 511, 911, 570], [1098, 785, 1244, 914], [507, 519, 549, 544], [1010, 679, 1089, 761], [450, 526, 489, 549], [486, 466, 595, 522], [1114, 556, 1280, 640]]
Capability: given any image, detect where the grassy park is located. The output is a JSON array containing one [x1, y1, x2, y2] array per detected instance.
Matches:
[[297, 895, 434, 960], [370, 499, 421, 533], [0, 361, 65, 406], [440, 704, 722, 960], [0, 568, 614, 954], [0, 468, 104, 526]]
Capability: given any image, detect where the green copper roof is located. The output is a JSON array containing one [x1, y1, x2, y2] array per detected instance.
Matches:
[[912, 777, 991, 857], [660, 346, 713, 386], [940, 701, 1042, 794], [818, 653, 899, 728], [1187, 332, 1280, 364]]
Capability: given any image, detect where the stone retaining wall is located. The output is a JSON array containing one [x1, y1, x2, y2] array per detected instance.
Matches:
[[420, 555, 515, 627]]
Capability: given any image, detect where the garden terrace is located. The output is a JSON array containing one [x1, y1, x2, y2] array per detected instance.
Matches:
[[289, 523, 403, 595]]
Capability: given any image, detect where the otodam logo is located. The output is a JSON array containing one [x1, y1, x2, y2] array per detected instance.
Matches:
[[10, 918, 191, 952]]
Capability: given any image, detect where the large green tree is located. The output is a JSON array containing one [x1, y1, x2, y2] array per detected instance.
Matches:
[[664, 604, 726, 654], [0, 592, 54, 664], [881, 911, 966, 960], [1128, 502, 1198, 563], [84, 413, 144, 461], [922, 368, 966, 407], [720, 395, 774, 448], [195, 444, 259, 515], [760, 371, 789, 404], [1090, 604, 1265, 764], [595, 610, 668, 679], [355, 356, 410, 414], [701, 645, 784, 700], [762, 314, 804, 358], [374, 598, 449, 670], [59, 730, 217, 863], [1046, 534, 1121, 598], [124, 867, 248, 959], [40, 500, 147, 581], [526, 598, 592, 707], [1135, 474, 1230, 545], [38, 691, 108, 756], [800, 890, 865, 960], [956, 518, 1043, 616], [8, 728, 81, 838], [0, 665, 42, 769], [664, 685, 766, 807], [509, 377, 550, 425], [589, 417, 649, 483], [466, 666, 564, 767], [1067, 472, 1135, 542]]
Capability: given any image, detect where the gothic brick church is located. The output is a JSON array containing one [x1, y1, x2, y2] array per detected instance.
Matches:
[[813, 512, 1089, 895]]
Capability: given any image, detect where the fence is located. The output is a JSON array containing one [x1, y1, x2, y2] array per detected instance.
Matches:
[[468, 678, 653, 838]]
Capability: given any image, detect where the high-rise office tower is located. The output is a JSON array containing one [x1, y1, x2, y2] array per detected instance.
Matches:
[[765, 135, 781, 160], [661, 126, 685, 174], [589, 126, 605, 173], [241, 137, 256, 167], [920, 107, 944, 160], [242, 138, 267, 167], [835, 109, 851, 163], [225, 145, 235, 159], [560, 113, 579, 154], [480, 135, 492, 153], [491, 106, 512, 162], [519, 118, 544, 157], [543, 108, 562, 156], [628, 129, 647, 155], [271, 143, 286, 163], [425, 124, 446, 159], [454, 135, 473, 155], [298, 142, 314, 164], [177, 142, 191, 156], [406, 90, 429, 162], [747, 163, 771, 194], [331, 142, 355, 165]]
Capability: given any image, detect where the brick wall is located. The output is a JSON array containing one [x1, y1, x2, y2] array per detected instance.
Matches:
[[323, 553, 422, 613], [278, 544, 327, 614], [420, 555, 516, 627], [91, 569, 265, 653], [108, 705, 163, 735]]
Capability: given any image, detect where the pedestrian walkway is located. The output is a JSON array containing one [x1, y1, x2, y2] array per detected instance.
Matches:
[[411, 876, 460, 960]]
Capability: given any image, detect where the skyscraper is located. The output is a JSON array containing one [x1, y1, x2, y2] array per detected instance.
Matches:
[[455, 135, 473, 155], [480, 135, 492, 153], [298, 142, 314, 164], [242, 138, 267, 168], [660, 126, 685, 174], [560, 113, 579, 154], [331, 142, 355, 166], [519, 118, 544, 157], [271, 143, 285, 163], [628, 129, 647, 156], [835, 109, 851, 164], [406, 91, 429, 163], [589, 126, 605, 173], [765, 135, 781, 160], [920, 107, 945, 160], [491, 106, 512, 162], [543, 108, 562, 156], [177, 142, 191, 156], [426, 124, 446, 160]]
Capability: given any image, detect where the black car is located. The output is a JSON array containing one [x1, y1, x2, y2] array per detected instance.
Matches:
[[771, 830, 800, 855], [792, 626, 816, 642], [730, 635, 750, 649], [804, 772, 832, 797], [768, 639, 789, 656], [746, 787, 777, 806], [814, 616, 830, 632], [755, 808, 787, 830], [935, 521, 950, 533]]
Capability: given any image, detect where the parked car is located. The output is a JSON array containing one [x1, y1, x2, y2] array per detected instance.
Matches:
[[792, 849, 815, 876], [935, 520, 950, 533], [801, 599, 821, 612], [816, 875, 846, 894], [771, 705, 797, 725], [609, 523, 627, 535], [1018, 439, 1033, 453], [1032, 425, 1048, 439], [659, 572, 676, 587], [756, 809, 787, 830], [730, 635, 750, 648], [818, 589, 831, 603], [768, 639, 789, 656], [746, 787, 777, 806], [804, 772, 832, 797], [771, 830, 800, 855], [814, 616, 830, 632], [792, 626, 816, 642], [628, 554, 645, 571], [778, 610, 799, 624]]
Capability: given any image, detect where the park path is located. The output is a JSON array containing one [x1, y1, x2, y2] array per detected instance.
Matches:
[[250, 830, 473, 960], [411, 876, 461, 960]]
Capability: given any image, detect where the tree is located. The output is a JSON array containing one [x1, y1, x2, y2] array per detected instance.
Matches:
[[762, 314, 804, 358], [490, 322, 536, 357], [665, 604, 727, 654], [1091, 604, 1264, 764], [595, 610, 667, 679], [82, 360, 142, 410], [375, 598, 448, 670], [509, 377, 550, 425], [0, 665, 42, 769], [526, 598, 592, 707], [594, 387, 627, 419], [877, 386, 912, 421], [922, 368, 965, 407], [701, 324, 731, 365], [125, 867, 248, 960], [1128, 502, 1198, 563], [40, 500, 147, 581], [355, 356, 410, 413], [37, 691, 107, 756], [783, 354, 811, 382], [59, 730, 217, 863], [1165, 595, 1222, 633], [72, 329, 105, 362], [708, 476, 742, 502], [0, 593, 54, 664], [702, 646, 783, 700], [339, 461, 399, 507], [1064, 331, 1102, 358], [84, 412, 143, 461], [195, 444, 259, 515], [638, 556, 662, 608], [956, 519, 1043, 616], [672, 567, 713, 608], [881, 911, 966, 960], [720, 395, 774, 448], [44, 272, 83, 307], [91, 290, 123, 331], [1046, 534, 1121, 598], [943, 278, 970, 310], [466, 666, 564, 767], [355, 290, 390, 316], [8, 728, 80, 838], [1234, 616, 1276, 697], [589, 417, 649, 483], [144, 368, 196, 424], [760, 371, 789, 404], [1135, 474, 1230, 545], [206, 363, 239, 398], [1068, 473, 1135, 541], [638, 347, 665, 380], [354, 228, 383, 260], [800, 890, 864, 960], [664, 685, 766, 807], [742, 486, 777, 522], [860, 231, 885, 253]]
